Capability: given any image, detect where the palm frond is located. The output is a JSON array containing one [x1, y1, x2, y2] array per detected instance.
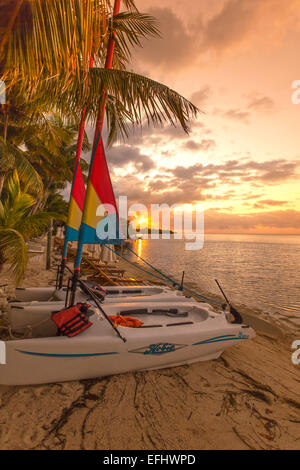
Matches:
[[0, 136, 43, 195], [105, 94, 134, 144], [27, 68, 198, 137], [122, 0, 138, 11], [15, 150, 43, 194], [114, 12, 159, 55], [108, 12, 160, 69], [1, 0, 111, 86], [15, 211, 63, 239], [0, 227, 28, 282]]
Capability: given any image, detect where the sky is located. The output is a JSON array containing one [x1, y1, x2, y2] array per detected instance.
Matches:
[[101, 0, 300, 234]]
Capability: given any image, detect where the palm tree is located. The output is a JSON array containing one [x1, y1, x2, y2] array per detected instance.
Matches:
[[0, 1, 198, 144], [0, 100, 45, 197], [0, 1, 152, 84], [0, 137, 43, 197], [23, 114, 90, 211], [0, 170, 62, 281]]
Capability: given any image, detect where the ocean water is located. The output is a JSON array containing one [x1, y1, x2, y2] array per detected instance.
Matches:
[[127, 234, 300, 330]]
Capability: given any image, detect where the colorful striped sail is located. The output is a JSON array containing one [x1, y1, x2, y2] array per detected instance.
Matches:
[[73, 0, 122, 271], [64, 160, 86, 242], [61, 54, 94, 261], [74, 131, 122, 268], [61, 109, 87, 261]]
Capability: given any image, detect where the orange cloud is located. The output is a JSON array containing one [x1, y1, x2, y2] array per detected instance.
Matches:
[[204, 209, 300, 234]]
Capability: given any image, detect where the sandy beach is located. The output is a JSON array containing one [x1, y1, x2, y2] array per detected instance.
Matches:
[[0, 251, 299, 450]]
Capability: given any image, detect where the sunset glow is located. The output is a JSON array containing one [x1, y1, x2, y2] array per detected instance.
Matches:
[[97, 0, 300, 234]]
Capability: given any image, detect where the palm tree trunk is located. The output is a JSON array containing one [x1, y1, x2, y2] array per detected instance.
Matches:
[[46, 219, 53, 270], [0, 172, 4, 197], [3, 107, 8, 142], [31, 178, 52, 214], [0, 107, 9, 198]]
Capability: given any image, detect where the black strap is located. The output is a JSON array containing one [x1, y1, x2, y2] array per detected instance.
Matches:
[[59, 313, 89, 336]]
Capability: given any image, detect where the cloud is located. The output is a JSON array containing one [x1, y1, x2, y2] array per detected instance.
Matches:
[[202, 0, 300, 55], [223, 108, 251, 124], [247, 95, 276, 113], [111, 157, 299, 211], [128, 123, 188, 145], [253, 199, 289, 209], [134, 7, 201, 71], [213, 95, 276, 125], [107, 145, 156, 173], [120, 120, 212, 151], [205, 209, 300, 233], [203, 0, 257, 53], [190, 86, 212, 107], [182, 139, 216, 151], [237, 159, 299, 182], [135, 1, 300, 74]]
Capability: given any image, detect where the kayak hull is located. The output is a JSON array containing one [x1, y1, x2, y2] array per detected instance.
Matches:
[[0, 301, 255, 385], [13, 285, 187, 303]]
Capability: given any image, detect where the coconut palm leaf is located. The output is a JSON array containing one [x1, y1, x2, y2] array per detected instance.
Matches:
[[28, 68, 198, 138], [1, 1, 156, 88], [1, 0, 111, 83], [15, 150, 43, 194], [0, 227, 28, 281], [0, 137, 43, 195], [122, 0, 138, 11], [109, 12, 160, 70], [105, 94, 134, 144], [113, 12, 159, 61], [15, 211, 64, 239], [0, 170, 65, 281]]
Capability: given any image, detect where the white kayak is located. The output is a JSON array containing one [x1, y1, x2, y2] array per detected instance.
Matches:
[[13, 285, 184, 303], [9, 286, 194, 326], [0, 300, 255, 385]]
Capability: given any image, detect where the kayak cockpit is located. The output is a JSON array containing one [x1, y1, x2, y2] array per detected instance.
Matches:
[[8, 302, 216, 339]]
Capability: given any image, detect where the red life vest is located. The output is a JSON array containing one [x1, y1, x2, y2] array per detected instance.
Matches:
[[90, 285, 106, 301], [109, 315, 144, 328], [51, 303, 93, 338]]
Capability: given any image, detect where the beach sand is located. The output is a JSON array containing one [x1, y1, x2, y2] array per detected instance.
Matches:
[[0, 253, 299, 450]]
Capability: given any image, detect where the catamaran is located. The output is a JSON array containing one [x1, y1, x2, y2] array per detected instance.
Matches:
[[1, 297, 254, 385], [0, 0, 255, 386]]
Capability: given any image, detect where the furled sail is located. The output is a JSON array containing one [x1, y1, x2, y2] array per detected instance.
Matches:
[[74, 132, 122, 269], [64, 125, 86, 244], [78, 132, 121, 245]]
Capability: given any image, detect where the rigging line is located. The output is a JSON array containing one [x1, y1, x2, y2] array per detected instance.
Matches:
[[126, 247, 179, 285], [127, 247, 223, 305], [105, 245, 175, 284], [104, 245, 223, 306]]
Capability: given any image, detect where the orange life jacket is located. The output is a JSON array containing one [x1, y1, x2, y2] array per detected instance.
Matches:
[[51, 303, 93, 337], [109, 315, 144, 328]]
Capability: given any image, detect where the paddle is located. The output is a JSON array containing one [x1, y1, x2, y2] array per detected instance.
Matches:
[[179, 271, 185, 291], [56, 263, 126, 342], [215, 279, 243, 324], [78, 279, 127, 343]]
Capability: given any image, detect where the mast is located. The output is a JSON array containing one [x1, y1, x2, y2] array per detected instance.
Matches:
[[59, 0, 121, 289], [69, 0, 122, 304], [58, 55, 94, 289]]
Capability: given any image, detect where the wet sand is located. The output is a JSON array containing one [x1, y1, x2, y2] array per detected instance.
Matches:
[[0, 253, 299, 450]]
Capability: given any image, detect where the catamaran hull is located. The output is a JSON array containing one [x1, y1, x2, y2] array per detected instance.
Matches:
[[14, 287, 56, 302], [13, 285, 185, 303], [0, 301, 255, 385]]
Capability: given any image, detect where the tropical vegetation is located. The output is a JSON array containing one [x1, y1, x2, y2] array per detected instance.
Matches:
[[0, 0, 198, 281]]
